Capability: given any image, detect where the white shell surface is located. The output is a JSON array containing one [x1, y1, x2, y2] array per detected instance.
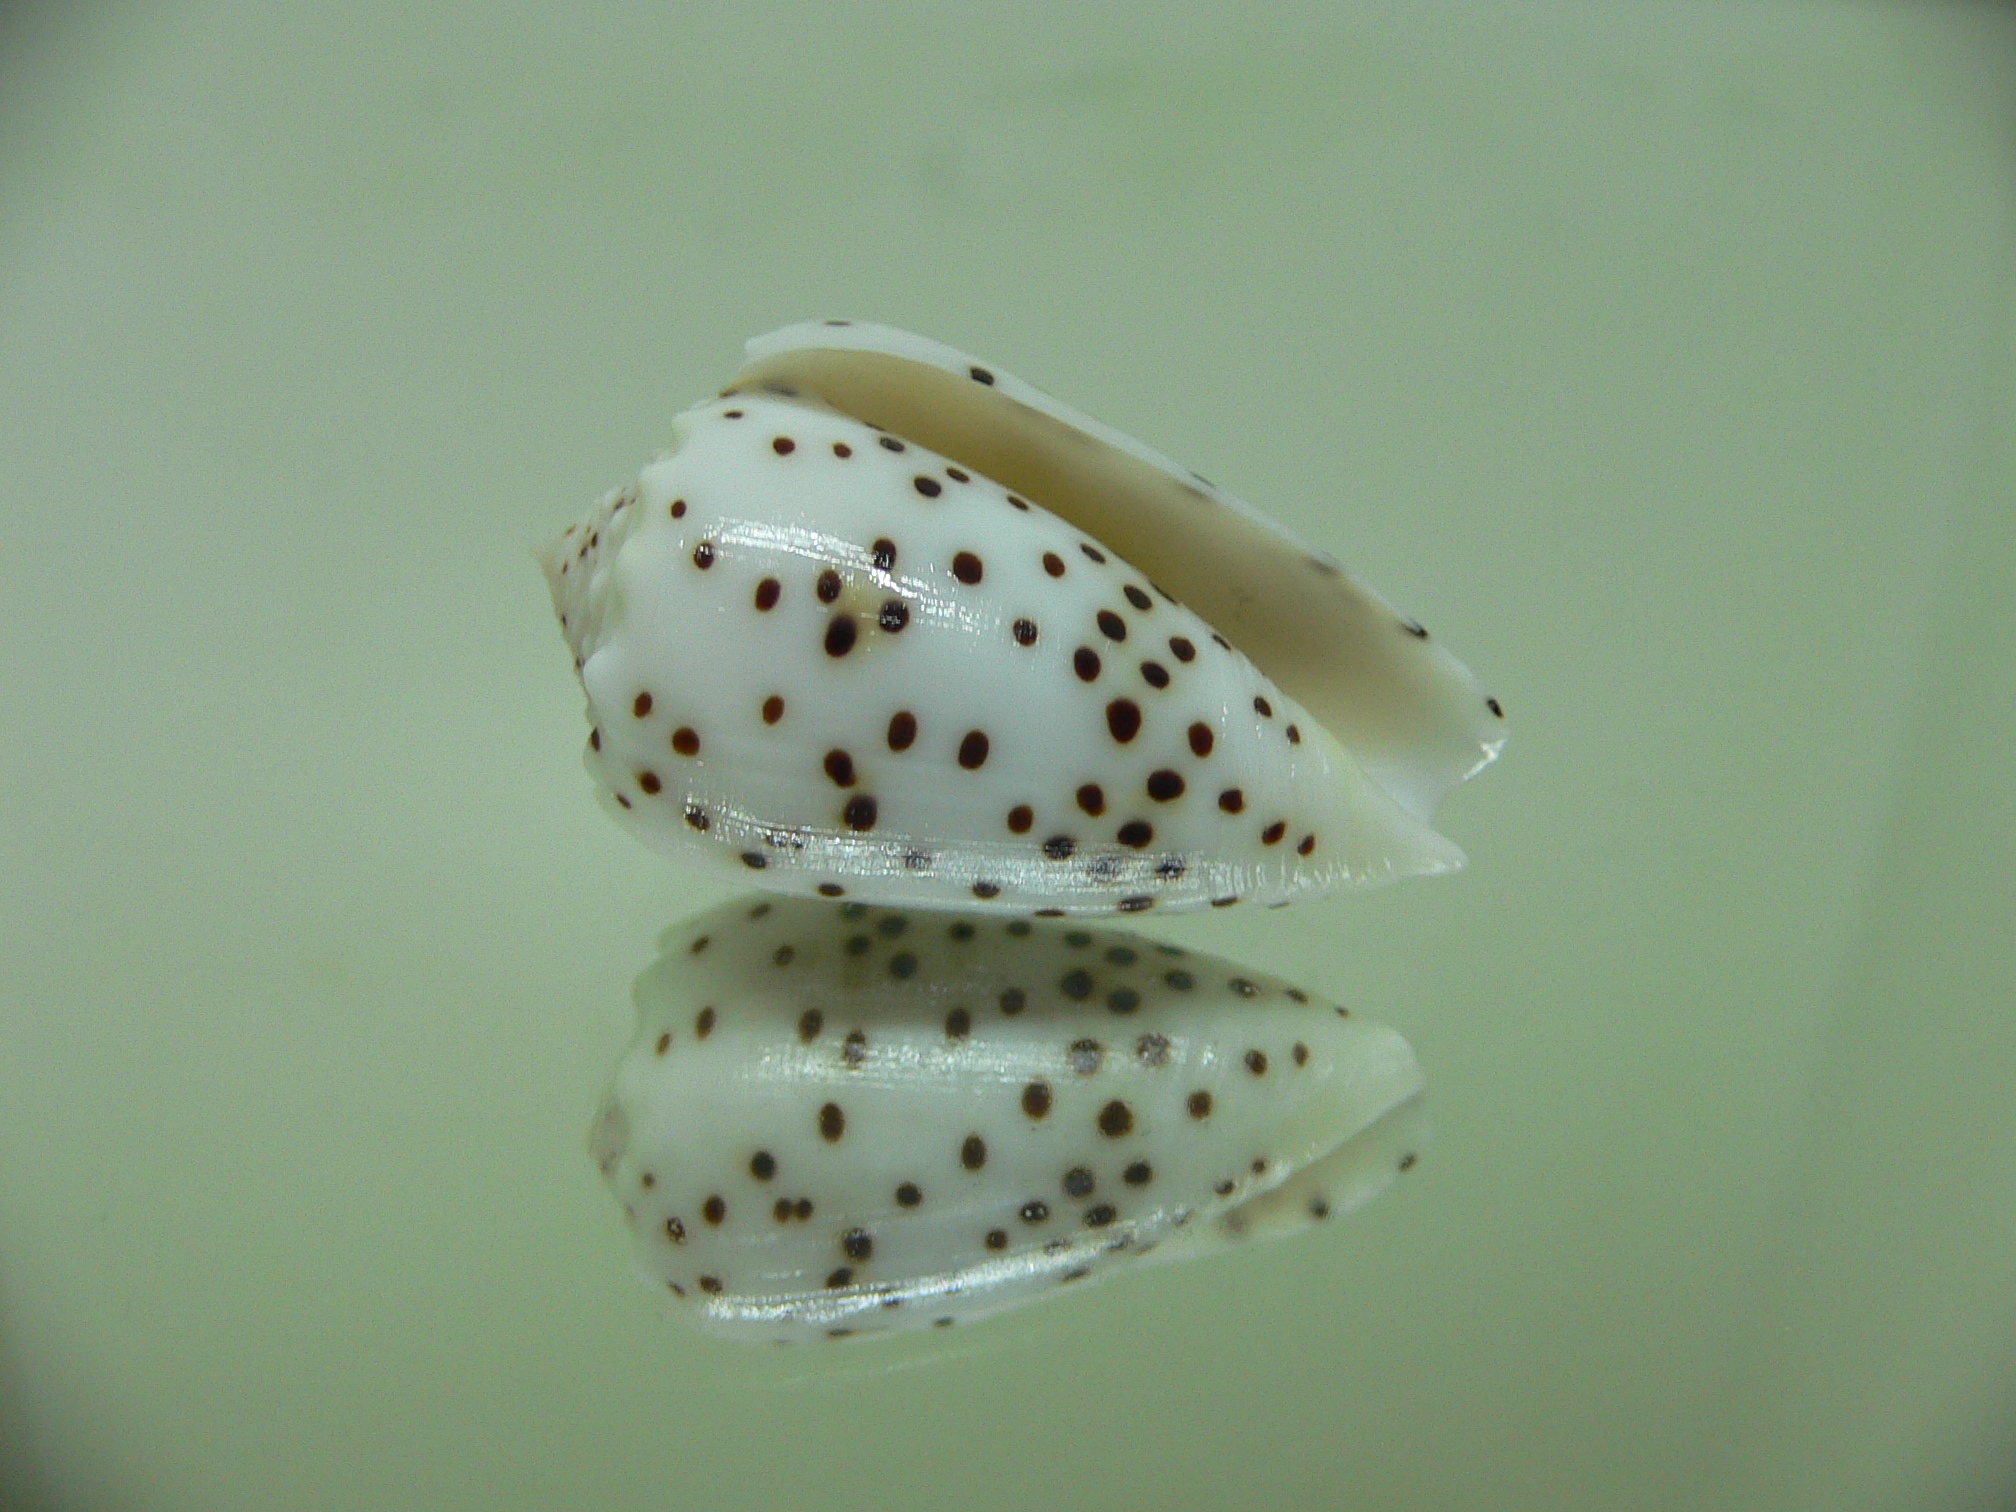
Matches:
[[735, 320, 1507, 821], [589, 896, 1427, 1344], [540, 382, 1466, 915]]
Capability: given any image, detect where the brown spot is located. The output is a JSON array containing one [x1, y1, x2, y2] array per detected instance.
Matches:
[[697, 1275, 722, 1294], [1253, 696, 1272, 718], [1012, 618, 1039, 646], [887, 711, 917, 750], [1062, 1166, 1096, 1198], [1043, 552, 1066, 577], [759, 695, 785, 727], [825, 1267, 852, 1289], [1140, 661, 1169, 689], [693, 542, 715, 569], [654, 1031, 672, 1054], [896, 1182, 922, 1207], [947, 468, 969, 483], [1262, 821, 1287, 845], [1042, 834, 1076, 860], [817, 882, 845, 897], [1097, 610, 1127, 641], [969, 365, 995, 385], [797, 1009, 823, 1041], [841, 1228, 873, 1261], [1022, 1081, 1052, 1118], [819, 1102, 846, 1141], [1187, 1090, 1213, 1119], [1146, 769, 1184, 802], [1118, 895, 1154, 912], [1080, 543, 1107, 564], [1293, 1042, 1309, 1066], [879, 600, 909, 632], [1218, 788, 1244, 814], [1169, 637, 1196, 663], [1116, 820, 1153, 848], [1123, 585, 1153, 611], [754, 578, 781, 610], [633, 692, 654, 718], [1487, 696, 1505, 718], [1297, 833, 1315, 856], [1084, 1205, 1116, 1228], [664, 1216, 685, 1242], [1074, 647, 1102, 682], [880, 436, 906, 453], [824, 749, 856, 787], [832, 441, 852, 458], [1097, 1100, 1134, 1137], [637, 771, 661, 794], [888, 951, 916, 978], [1076, 784, 1105, 816], [589, 729, 601, 750], [772, 436, 796, 455], [1285, 724, 1301, 745], [1106, 987, 1139, 1013], [984, 1229, 1008, 1250], [999, 987, 1026, 1014], [741, 851, 766, 869], [1402, 619, 1429, 639], [971, 881, 1000, 899], [1021, 1200, 1049, 1223], [669, 499, 687, 518], [825, 616, 857, 656], [817, 569, 842, 603], [958, 730, 990, 769], [1245, 1049, 1269, 1075], [914, 475, 942, 498], [671, 727, 699, 756], [1007, 804, 1033, 833], [685, 805, 709, 830], [1399, 1152, 1418, 1171], [871, 537, 897, 571], [703, 1195, 726, 1224], [1123, 1161, 1153, 1186], [961, 1134, 987, 1170], [750, 1151, 776, 1180], [694, 1006, 716, 1037], [944, 1007, 972, 1039], [950, 551, 984, 585], [1106, 700, 1141, 742]]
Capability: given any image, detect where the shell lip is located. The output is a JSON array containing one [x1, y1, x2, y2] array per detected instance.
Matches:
[[730, 320, 1507, 827]]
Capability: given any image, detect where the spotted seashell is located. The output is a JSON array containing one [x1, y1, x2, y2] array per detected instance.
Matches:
[[540, 321, 1505, 914], [588, 896, 1427, 1344]]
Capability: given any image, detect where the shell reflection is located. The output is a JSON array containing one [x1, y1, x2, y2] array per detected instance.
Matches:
[[591, 895, 1426, 1343]]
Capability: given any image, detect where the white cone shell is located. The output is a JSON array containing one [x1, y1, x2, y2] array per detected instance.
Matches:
[[541, 355, 1477, 914]]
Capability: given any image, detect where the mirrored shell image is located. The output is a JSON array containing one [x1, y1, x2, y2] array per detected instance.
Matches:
[[590, 895, 1427, 1343]]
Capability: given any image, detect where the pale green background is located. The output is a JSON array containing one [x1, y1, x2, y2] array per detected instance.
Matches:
[[2, 4, 2012, 1510]]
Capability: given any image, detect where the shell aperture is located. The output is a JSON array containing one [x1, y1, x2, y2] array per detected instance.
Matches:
[[589, 895, 1427, 1343], [541, 323, 1502, 914]]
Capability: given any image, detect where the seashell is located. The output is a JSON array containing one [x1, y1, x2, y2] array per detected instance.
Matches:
[[589, 896, 1427, 1343], [540, 321, 1505, 914]]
